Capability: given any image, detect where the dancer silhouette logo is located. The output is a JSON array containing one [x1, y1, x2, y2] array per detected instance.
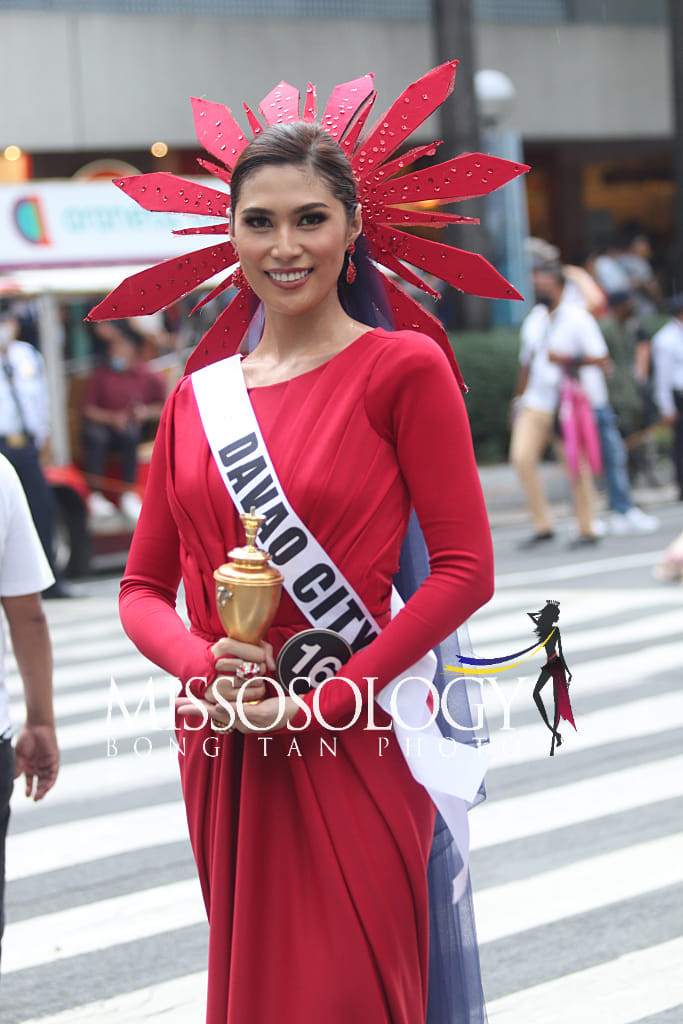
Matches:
[[448, 599, 576, 756], [527, 601, 576, 756]]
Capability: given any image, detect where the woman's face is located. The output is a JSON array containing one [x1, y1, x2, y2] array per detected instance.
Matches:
[[230, 163, 361, 317]]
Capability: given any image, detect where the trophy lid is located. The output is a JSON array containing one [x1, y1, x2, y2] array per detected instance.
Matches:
[[214, 507, 282, 583]]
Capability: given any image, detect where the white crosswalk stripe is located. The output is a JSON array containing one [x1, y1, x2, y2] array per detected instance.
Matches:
[[18, 973, 208, 1024], [486, 936, 683, 1024], [470, 755, 683, 848], [3, 879, 205, 975], [8, 746, 179, 813], [475, 833, 683, 945], [2, 577, 681, 1023], [6, 802, 188, 881]]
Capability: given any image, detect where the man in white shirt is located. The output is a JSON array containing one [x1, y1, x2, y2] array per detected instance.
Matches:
[[541, 267, 658, 535], [652, 295, 683, 501], [510, 283, 598, 547], [0, 454, 59, 965], [592, 241, 631, 300], [511, 264, 658, 545]]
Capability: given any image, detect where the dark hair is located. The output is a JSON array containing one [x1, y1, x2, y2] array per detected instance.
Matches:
[[116, 321, 145, 349], [97, 319, 144, 350], [528, 602, 560, 640], [230, 122, 359, 224], [533, 261, 565, 288]]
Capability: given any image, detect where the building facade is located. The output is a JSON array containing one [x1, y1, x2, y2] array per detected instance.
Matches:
[[0, 0, 675, 264]]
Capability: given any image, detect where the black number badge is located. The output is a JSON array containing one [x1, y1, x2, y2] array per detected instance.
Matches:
[[276, 629, 353, 694]]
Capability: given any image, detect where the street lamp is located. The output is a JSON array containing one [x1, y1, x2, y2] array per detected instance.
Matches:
[[474, 69, 516, 128], [474, 70, 532, 325]]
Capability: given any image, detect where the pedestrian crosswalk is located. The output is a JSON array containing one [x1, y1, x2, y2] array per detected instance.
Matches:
[[2, 571, 682, 1024]]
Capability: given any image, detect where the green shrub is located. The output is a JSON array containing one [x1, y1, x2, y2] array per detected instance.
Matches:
[[449, 327, 520, 464]]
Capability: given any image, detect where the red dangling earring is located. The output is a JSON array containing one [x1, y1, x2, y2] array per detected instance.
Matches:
[[233, 266, 248, 290], [345, 242, 357, 285]]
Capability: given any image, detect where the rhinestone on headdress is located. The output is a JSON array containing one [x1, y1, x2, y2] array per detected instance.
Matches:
[[86, 62, 529, 389]]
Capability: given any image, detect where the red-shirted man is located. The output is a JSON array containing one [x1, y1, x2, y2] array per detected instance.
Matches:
[[82, 321, 165, 520]]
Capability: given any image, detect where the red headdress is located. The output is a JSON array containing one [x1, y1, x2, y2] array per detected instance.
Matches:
[[87, 61, 528, 389]]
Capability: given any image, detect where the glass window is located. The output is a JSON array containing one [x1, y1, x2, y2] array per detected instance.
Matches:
[[474, 0, 567, 23], [0, 0, 430, 16]]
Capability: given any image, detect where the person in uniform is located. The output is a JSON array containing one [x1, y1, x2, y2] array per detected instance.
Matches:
[[0, 300, 70, 598]]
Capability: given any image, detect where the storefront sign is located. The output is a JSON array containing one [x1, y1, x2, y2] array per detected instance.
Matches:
[[0, 179, 226, 271]]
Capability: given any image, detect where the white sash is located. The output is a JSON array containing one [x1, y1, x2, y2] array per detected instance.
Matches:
[[191, 354, 489, 901]]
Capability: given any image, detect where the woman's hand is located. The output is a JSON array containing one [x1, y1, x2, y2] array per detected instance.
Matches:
[[232, 695, 300, 734], [211, 636, 275, 682], [174, 692, 299, 734], [175, 637, 278, 731], [14, 723, 59, 800]]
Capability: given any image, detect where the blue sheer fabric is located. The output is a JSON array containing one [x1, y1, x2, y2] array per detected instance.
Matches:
[[246, 241, 490, 1023], [395, 513, 489, 1024]]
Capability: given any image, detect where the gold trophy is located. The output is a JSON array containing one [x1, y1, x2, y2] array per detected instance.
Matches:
[[214, 508, 283, 647]]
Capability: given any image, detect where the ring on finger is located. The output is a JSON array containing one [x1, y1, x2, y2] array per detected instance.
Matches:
[[236, 661, 261, 682]]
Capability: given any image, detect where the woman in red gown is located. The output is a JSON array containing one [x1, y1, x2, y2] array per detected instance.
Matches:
[[119, 124, 494, 1023]]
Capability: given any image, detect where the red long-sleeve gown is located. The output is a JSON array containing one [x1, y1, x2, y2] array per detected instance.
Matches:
[[120, 327, 493, 1024]]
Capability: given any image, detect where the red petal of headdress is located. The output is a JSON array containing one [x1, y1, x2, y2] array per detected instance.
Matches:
[[339, 94, 376, 156], [195, 158, 232, 186], [189, 272, 238, 315], [172, 223, 232, 237], [364, 237, 442, 301], [243, 104, 264, 137], [259, 82, 300, 125], [360, 142, 441, 192], [351, 61, 457, 175], [376, 208, 478, 229], [184, 288, 257, 375], [190, 97, 248, 172], [114, 172, 230, 218], [302, 83, 317, 123], [369, 223, 523, 300], [372, 152, 529, 207], [321, 75, 375, 140], [87, 240, 236, 320], [380, 274, 465, 392]]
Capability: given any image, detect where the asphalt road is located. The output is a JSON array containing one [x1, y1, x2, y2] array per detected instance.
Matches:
[[469, 491, 683, 1023], [2, 488, 682, 1024]]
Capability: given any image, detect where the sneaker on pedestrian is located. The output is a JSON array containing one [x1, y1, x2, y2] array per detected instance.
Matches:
[[518, 530, 555, 549], [609, 507, 659, 535], [88, 492, 118, 518], [624, 506, 660, 532], [120, 490, 143, 521], [591, 518, 607, 537], [568, 534, 600, 549]]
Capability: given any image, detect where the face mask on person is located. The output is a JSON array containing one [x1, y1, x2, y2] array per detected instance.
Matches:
[[109, 355, 128, 372], [0, 323, 14, 348]]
